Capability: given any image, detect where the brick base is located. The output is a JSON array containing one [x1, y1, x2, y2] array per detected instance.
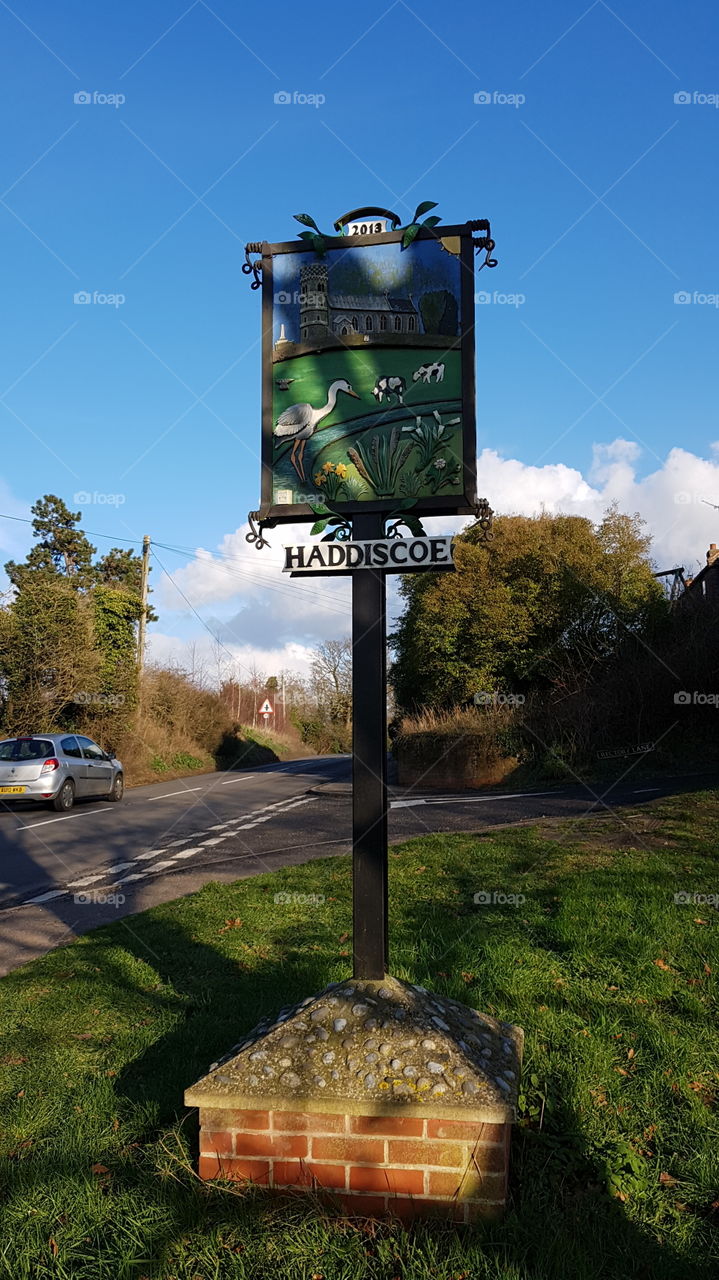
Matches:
[[197, 1106, 510, 1222]]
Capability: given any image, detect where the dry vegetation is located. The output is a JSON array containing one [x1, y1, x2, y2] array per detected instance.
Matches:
[[110, 665, 310, 787]]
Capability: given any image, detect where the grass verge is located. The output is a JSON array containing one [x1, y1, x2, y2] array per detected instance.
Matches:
[[1, 794, 718, 1278]]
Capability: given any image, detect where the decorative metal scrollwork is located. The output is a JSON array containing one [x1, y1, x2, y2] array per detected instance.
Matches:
[[385, 509, 427, 540], [471, 498, 494, 540], [468, 219, 498, 270], [246, 510, 272, 550], [242, 242, 263, 290], [319, 517, 352, 542]]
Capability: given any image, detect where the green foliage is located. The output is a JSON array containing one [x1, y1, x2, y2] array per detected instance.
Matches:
[[170, 751, 205, 770], [5, 494, 96, 588], [348, 427, 413, 497], [0, 494, 154, 738], [92, 586, 142, 722], [418, 288, 458, 335], [391, 507, 664, 714], [96, 546, 158, 621], [291, 710, 351, 754]]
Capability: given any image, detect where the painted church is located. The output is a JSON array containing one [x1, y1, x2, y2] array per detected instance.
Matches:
[[297, 261, 420, 341]]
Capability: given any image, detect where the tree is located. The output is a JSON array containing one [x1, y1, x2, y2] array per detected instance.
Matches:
[[390, 508, 664, 715], [5, 495, 96, 588], [0, 578, 98, 731], [312, 638, 352, 724], [0, 494, 157, 735]]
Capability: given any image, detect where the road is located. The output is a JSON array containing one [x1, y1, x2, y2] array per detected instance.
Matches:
[[0, 754, 715, 975]]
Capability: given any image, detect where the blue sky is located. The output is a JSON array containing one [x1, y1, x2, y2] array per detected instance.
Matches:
[[1, 0, 718, 673]]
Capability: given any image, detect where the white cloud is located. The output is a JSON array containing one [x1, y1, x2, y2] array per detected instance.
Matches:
[[153, 441, 719, 674], [473, 441, 719, 571], [147, 629, 318, 683]]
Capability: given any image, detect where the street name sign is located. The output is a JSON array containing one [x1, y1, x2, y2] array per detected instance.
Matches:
[[283, 535, 455, 575]]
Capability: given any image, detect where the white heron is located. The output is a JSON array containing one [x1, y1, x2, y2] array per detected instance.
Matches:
[[274, 378, 359, 480]]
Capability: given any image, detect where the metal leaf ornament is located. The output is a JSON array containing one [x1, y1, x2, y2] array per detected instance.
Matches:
[[400, 201, 441, 250]]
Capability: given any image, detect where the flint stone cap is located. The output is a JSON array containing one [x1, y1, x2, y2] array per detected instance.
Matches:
[[185, 976, 523, 1122]]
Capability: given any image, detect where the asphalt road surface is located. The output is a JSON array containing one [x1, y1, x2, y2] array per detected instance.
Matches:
[[0, 754, 715, 975]]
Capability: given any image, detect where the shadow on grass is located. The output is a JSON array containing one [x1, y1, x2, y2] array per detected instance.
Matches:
[[2, 840, 715, 1280]]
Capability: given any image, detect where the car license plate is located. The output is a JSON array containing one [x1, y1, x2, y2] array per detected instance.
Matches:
[[0, 785, 27, 794]]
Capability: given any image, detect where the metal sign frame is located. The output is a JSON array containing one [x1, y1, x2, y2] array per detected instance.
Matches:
[[257, 223, 478, 526]]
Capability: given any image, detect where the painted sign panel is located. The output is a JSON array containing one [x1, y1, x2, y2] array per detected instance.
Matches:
[[283, 536, 455, 575], [260, 224, 477, 524]]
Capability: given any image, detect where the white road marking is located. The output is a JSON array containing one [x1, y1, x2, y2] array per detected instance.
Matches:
[[633, 788, 661, 793], [147, 788, 202, 801], [17, 807, 113, 830], [221, 774, 256, 785], [25, 889, 66, 904], [392, 790, 558, 809], [15, 792, 319, 908]]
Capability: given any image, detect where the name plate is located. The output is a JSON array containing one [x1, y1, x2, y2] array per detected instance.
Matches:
[[283, 536, 455, 575]]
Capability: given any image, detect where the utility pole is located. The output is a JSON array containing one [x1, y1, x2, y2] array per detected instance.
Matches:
[[138, 535, 151, 670]]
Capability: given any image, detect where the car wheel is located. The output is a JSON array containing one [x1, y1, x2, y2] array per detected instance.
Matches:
[[107, 773, 124, 802], [51, 779, 75, 812]]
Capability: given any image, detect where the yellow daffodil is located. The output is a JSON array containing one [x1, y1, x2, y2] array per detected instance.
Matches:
[[314, 473, 325, 485], [335, 463, 348, 478], [322, 461, 335, 473]]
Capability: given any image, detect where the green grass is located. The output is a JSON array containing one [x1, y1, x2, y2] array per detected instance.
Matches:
[[1, 795, 718, 1278]]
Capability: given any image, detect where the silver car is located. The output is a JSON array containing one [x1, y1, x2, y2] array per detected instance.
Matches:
[[0, 734, 124, 811]]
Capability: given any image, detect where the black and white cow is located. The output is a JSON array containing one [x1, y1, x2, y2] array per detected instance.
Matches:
[[412, 362, 445, 384], [372, 375, 406, 404]]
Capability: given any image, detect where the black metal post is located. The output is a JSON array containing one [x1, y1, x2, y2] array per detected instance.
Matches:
[[351, 511, 388, 979]]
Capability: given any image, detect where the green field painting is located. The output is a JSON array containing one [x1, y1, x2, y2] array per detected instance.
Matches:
[[271, 347, 463, 506]]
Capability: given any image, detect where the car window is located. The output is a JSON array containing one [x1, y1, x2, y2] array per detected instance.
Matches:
[[78, 736, 105, 761], [0, 738, 54, 761], [61, 736, 82, 759]]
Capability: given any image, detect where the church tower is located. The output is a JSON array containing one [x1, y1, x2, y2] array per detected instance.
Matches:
[[299, 261, 330, 340]]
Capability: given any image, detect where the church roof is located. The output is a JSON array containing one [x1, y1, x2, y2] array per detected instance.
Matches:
[[327, 294, 418, 314]]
